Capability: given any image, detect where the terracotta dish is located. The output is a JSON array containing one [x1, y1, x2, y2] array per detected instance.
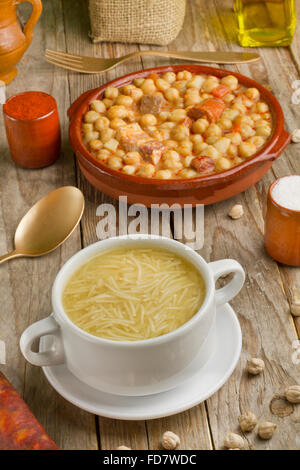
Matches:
[[68, 65, 291, 207]]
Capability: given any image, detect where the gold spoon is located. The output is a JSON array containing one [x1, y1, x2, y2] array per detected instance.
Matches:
[[0, 186, 84, 264]]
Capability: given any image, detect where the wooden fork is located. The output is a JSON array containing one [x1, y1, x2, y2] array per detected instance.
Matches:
[[45, 49, 260, 74]]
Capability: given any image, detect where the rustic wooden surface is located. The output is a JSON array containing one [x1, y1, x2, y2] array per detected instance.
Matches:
[[0, 0, 299, 450]]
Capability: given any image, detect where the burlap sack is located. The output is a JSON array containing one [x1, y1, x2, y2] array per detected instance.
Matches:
[[88, 0, 186, 45]]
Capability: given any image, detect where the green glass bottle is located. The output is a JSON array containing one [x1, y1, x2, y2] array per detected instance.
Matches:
[[234, 0, 297, 47]]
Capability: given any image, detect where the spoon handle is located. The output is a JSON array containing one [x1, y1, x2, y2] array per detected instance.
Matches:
[[0, 251, 23, 265]]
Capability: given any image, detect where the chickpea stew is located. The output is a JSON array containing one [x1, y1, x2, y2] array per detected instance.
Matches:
[[81, 70, 272, 180]]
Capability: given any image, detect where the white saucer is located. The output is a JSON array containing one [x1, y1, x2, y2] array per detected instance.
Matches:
[[40, 303, 242, 420]]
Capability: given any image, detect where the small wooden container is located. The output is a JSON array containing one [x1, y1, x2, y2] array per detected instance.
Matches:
[[265, 177, 300, 266], [3, 91, 61, 169]]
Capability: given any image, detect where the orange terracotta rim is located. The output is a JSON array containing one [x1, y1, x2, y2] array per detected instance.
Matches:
[[69, 64, 290, 189]]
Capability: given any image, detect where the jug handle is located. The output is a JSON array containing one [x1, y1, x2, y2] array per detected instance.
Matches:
[[17, 0, 43, 46]]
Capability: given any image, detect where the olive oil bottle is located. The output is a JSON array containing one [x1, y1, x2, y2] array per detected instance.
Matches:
[[234, 0, 296, 47]]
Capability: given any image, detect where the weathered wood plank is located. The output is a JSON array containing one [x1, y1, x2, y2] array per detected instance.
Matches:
[[0, 0, 98, 450]]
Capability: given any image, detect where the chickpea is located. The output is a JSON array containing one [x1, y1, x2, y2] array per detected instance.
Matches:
[[214, 137, 231, 154], [240, 123, 256, 139], [204, 123, 222, 139], [107, 156, 123, 170], [227, 132, 242, 146], [130, 88, 144, 102], [105, 87, 119, 100], [218, 118, 233, 130], [173, 80, 188, 94], [137, 163, 156, 178], [107, 105, 128, 120], [164, 87, 180, 103], [223, 93, 235, 104], [102, 98, 114, 108], [256, 126, 271, 137], [160, 121, 176, 130], [169, 109, 187, 122], [246, 88, 260, 101], [162, 149, 181, 163], [199, 145, 220, 160], [186, 75, 205, 90], [89, 139, 103, 151], [216, 156, 232, 171], [202, 77, 219, 93], [110, 118, 127, 130], [116, 149, 125, 158], [90, 100, 106, 113], [126, 110, 136, 122], [206, 136, 219, 145], [227, 143, 238, 157], [190, 134, 204, 143], [239, 142, 257, 158], [141, 79, 156, 94], [247, 136, 266, 148], [254, 119, 269, 129], [221, 108, 239, 121], [236, 115, 253, 126], [177, 70, 193, 81], [140, 114, 157, 127], [164, 140, 178, 149], [221, 75, 238, 91], [122, 84, 136, 95], [94, 116, 110, 131], [178, 140, 193, 156], [184, 88, 201, 106], [116, 94, 133, 107], [171, 123, 190, 141], [178, 168, 198, 179], [232, 102, 247, 114], [162, 72, 176, 84], [82, 123, 93, 132], [123, 152, 141, 165], [156, 169, 173, 179], [192, 118, 209, 134], [156, 78, 170, 92], [250, 113, 262, 122], [183, 155, 194, 167], [133, 78, 145, 87], [157, 111, 170, 123], [84, 130, 99, 143], [100, 128, 115, 143], [234, 156, 244, 165], [159, 129, 171, 140], [96, 149, 111, 163], [84, 110, 100, 123], [256, 102, 269, 113], [194, 141, 208, 155], [122, 165, 136, 175]]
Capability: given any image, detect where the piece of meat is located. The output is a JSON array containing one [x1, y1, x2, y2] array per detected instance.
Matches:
[[139, 140, 165, 164], [117, 123, 164, 164], [139, 94, 163, 115], [0, 371, 59, 450], [191, 156, 216, 175], [187, 98, 226, 123]]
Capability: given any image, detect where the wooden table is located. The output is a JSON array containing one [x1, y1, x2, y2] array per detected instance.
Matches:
[[1, 0, 300, 450]]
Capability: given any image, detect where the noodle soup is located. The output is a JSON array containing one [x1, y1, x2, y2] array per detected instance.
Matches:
[[62, 247, 206, 341]]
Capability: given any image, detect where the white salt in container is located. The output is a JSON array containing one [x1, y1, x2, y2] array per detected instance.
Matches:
[[265, 175, 300, 266]]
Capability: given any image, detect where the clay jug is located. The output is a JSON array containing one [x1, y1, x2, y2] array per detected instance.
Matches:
[[0, 0, 42, 84]]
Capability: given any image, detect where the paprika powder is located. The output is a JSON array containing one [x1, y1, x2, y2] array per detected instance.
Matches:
[[3, 91, 61, 168]]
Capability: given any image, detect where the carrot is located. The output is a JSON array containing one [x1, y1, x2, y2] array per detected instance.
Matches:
[[188, 98, 226, 123], [231, 122, 241, 133], [212, 84, 230, 99], [0, 371, 59, 450]]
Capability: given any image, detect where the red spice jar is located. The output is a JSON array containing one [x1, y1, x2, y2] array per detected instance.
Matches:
[[265, 176, 300, 266], [3, 91, 61, 168]]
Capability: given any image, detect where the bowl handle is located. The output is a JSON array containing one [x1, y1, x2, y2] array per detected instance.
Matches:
[[264, 130, 291, 162], [67, 88, 99, 121]]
